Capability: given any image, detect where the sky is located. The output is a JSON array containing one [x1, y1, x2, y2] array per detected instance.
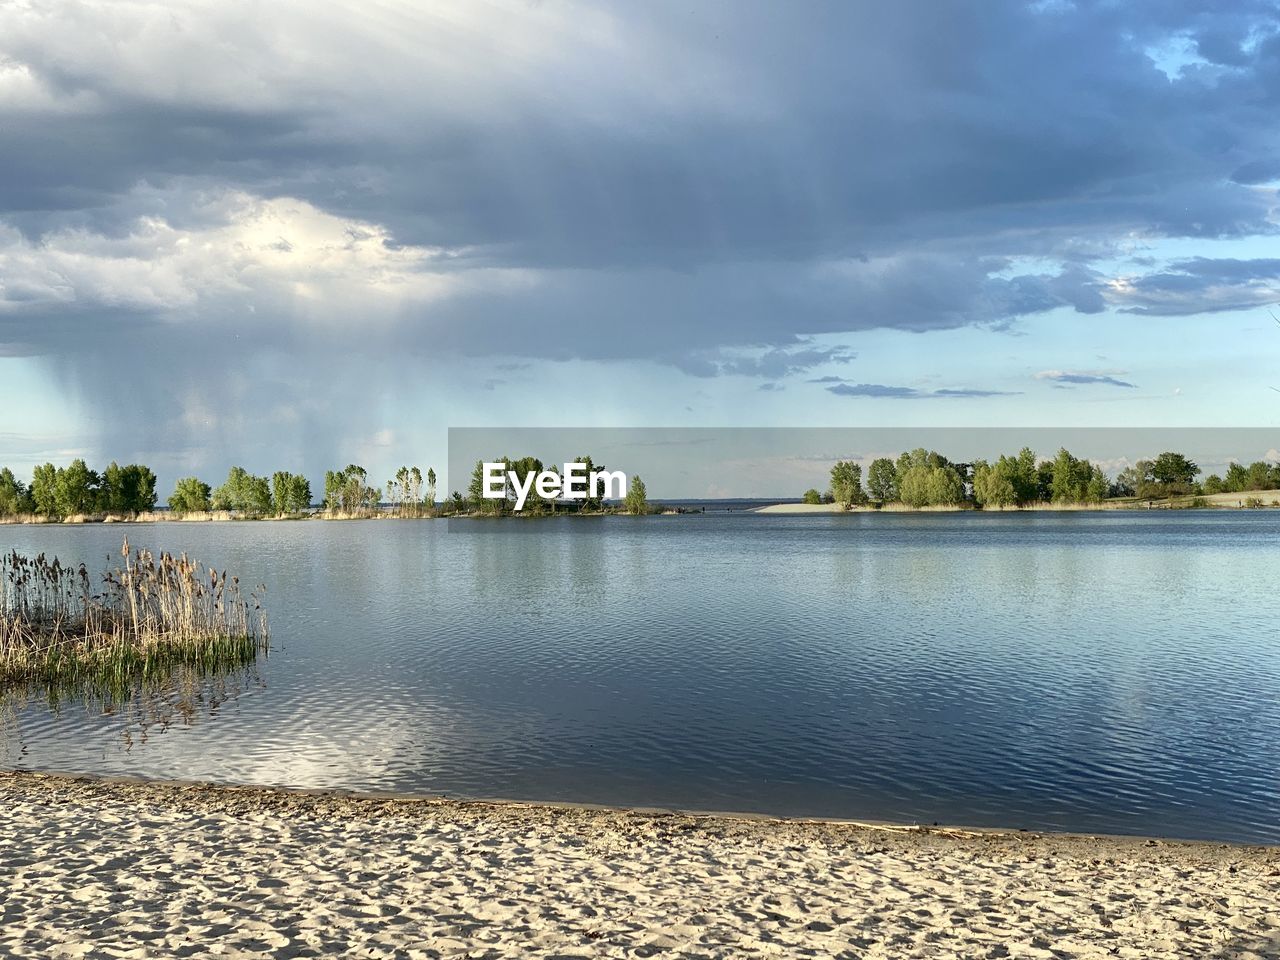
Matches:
[[2, 0, 1280, 495]]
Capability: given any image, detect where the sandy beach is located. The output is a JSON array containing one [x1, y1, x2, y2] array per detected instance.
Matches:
[[2, 773, 1277, 959]]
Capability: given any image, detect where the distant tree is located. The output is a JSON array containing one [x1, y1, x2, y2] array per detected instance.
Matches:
[[1011, 447, 1040, 503], [1223, 462, 1249, 493], [271, 471, 312, 514], [1151, 451, 1198, 487], [98, 462, 158, 514], [924, 465, 965, 505], [212, 466, 272, 516], [506, 456, 546, 513], [168, 477, 213, 514], [409, 466, 424, 515], [1139, 451, 1199, 500], [899, 463, 965, 507], [1049, 448, 1079, 503], [571, 455, 607, 511], [275, 471, 294, 514], [383, 464, 425, 515], [1112, 465, 1140, 498], [324, 464, 378, 514], [624, 474, 649, 515], [467, 459, 505, 514], [0, 468, 28, 516], [426, 468, 438, 511], [99, 461, 128, 514], [1246, 460, 1275, 491], [972, 448, 1041, 507], [55, 459, 99, 516], [829, 460, 864, 509], [386, 466, 412, 516], [802, 488, 823, 505], [866, 457, 898, 503], [1085, 467, 1109, 503], [467, 461, 484, 512], [29, 463, 59, 517], [972, 459, 1017, 508], [1203, 474, 1225, 495], [897, 468, 931, 507]]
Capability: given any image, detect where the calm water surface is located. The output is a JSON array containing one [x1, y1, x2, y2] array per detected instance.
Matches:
[[4, 512, 1279, 843]]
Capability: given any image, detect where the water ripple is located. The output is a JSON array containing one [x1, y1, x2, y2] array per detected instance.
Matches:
[[3, 512, 1280, 843]]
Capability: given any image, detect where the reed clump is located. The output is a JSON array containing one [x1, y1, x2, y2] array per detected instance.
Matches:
[[0, 537, 268, 687]]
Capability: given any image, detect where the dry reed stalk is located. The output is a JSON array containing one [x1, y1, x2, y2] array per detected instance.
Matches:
[[0, 540, 268, 687]]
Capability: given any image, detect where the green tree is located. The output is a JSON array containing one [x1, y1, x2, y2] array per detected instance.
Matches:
[[29, 463, 59, 517], [324, 464, 378, 514], [866, 457, 898, 503], [1246, 461, 1275, 491], [1112, 465, 1140, 497], [291, 474, 312, 512], [212, 466, 272, 516], [1011, 447, 1040, 503], [1141, 451, 1200, 500], [897, 468, 930, 507], [1047, 448, 1088, 503], [426, 468, 437, 511], [802, 488, 823, 505], [168, 477, 212, 514], [99, 461, 127, 513], [972, 459, 1017, 508], [829, 460, 864, 509], [0, 468, 28, 516], [99, 462, 158, 514], [506, 456, 546, 513], [55, 459, 99, 516], [272, 471, 312, 514], [467, 459, 505, 514], [1085, 466, 1109, 503], [409, 466, 424, 515], [924, 466, 964, 505], [624, 474, 649, 514], [899, 463, 964, 507], [1224, 462, 1249, 493], [1203, 474, 1225, 495], [972, 448, 1040, 507], [571, 455, 607, 511]]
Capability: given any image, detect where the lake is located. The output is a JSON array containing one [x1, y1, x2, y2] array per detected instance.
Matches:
[[3, 512, 1279, 843]]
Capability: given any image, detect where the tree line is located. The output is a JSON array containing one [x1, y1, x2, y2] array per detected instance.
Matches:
[[0, 456, 649, 519], [804, 447, 1223, 509], [1, 461, 157, 518], [0, 460, 422, 519]]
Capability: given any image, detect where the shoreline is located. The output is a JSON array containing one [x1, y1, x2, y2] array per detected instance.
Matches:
[[753, 492, 1280, 514], [3, 768, 1277, 850], [3, 771, 1278, 958], [3, 492, 1280, 525]]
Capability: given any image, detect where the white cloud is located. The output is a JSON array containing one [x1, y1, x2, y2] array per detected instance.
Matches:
[[0, 187, 534, 332]]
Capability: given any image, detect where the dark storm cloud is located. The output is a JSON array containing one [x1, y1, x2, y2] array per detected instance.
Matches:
[[1108, 257, 1280, 315], [825, 383, 1019, 400], [2, 0, 1279, 477], [1035, 370, 1138, 388]]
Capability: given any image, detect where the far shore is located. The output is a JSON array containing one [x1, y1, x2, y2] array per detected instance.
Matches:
[[755, 490, 1280, 514], [2, 489, 1278, 525], [1, 770, 1277, 958]]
